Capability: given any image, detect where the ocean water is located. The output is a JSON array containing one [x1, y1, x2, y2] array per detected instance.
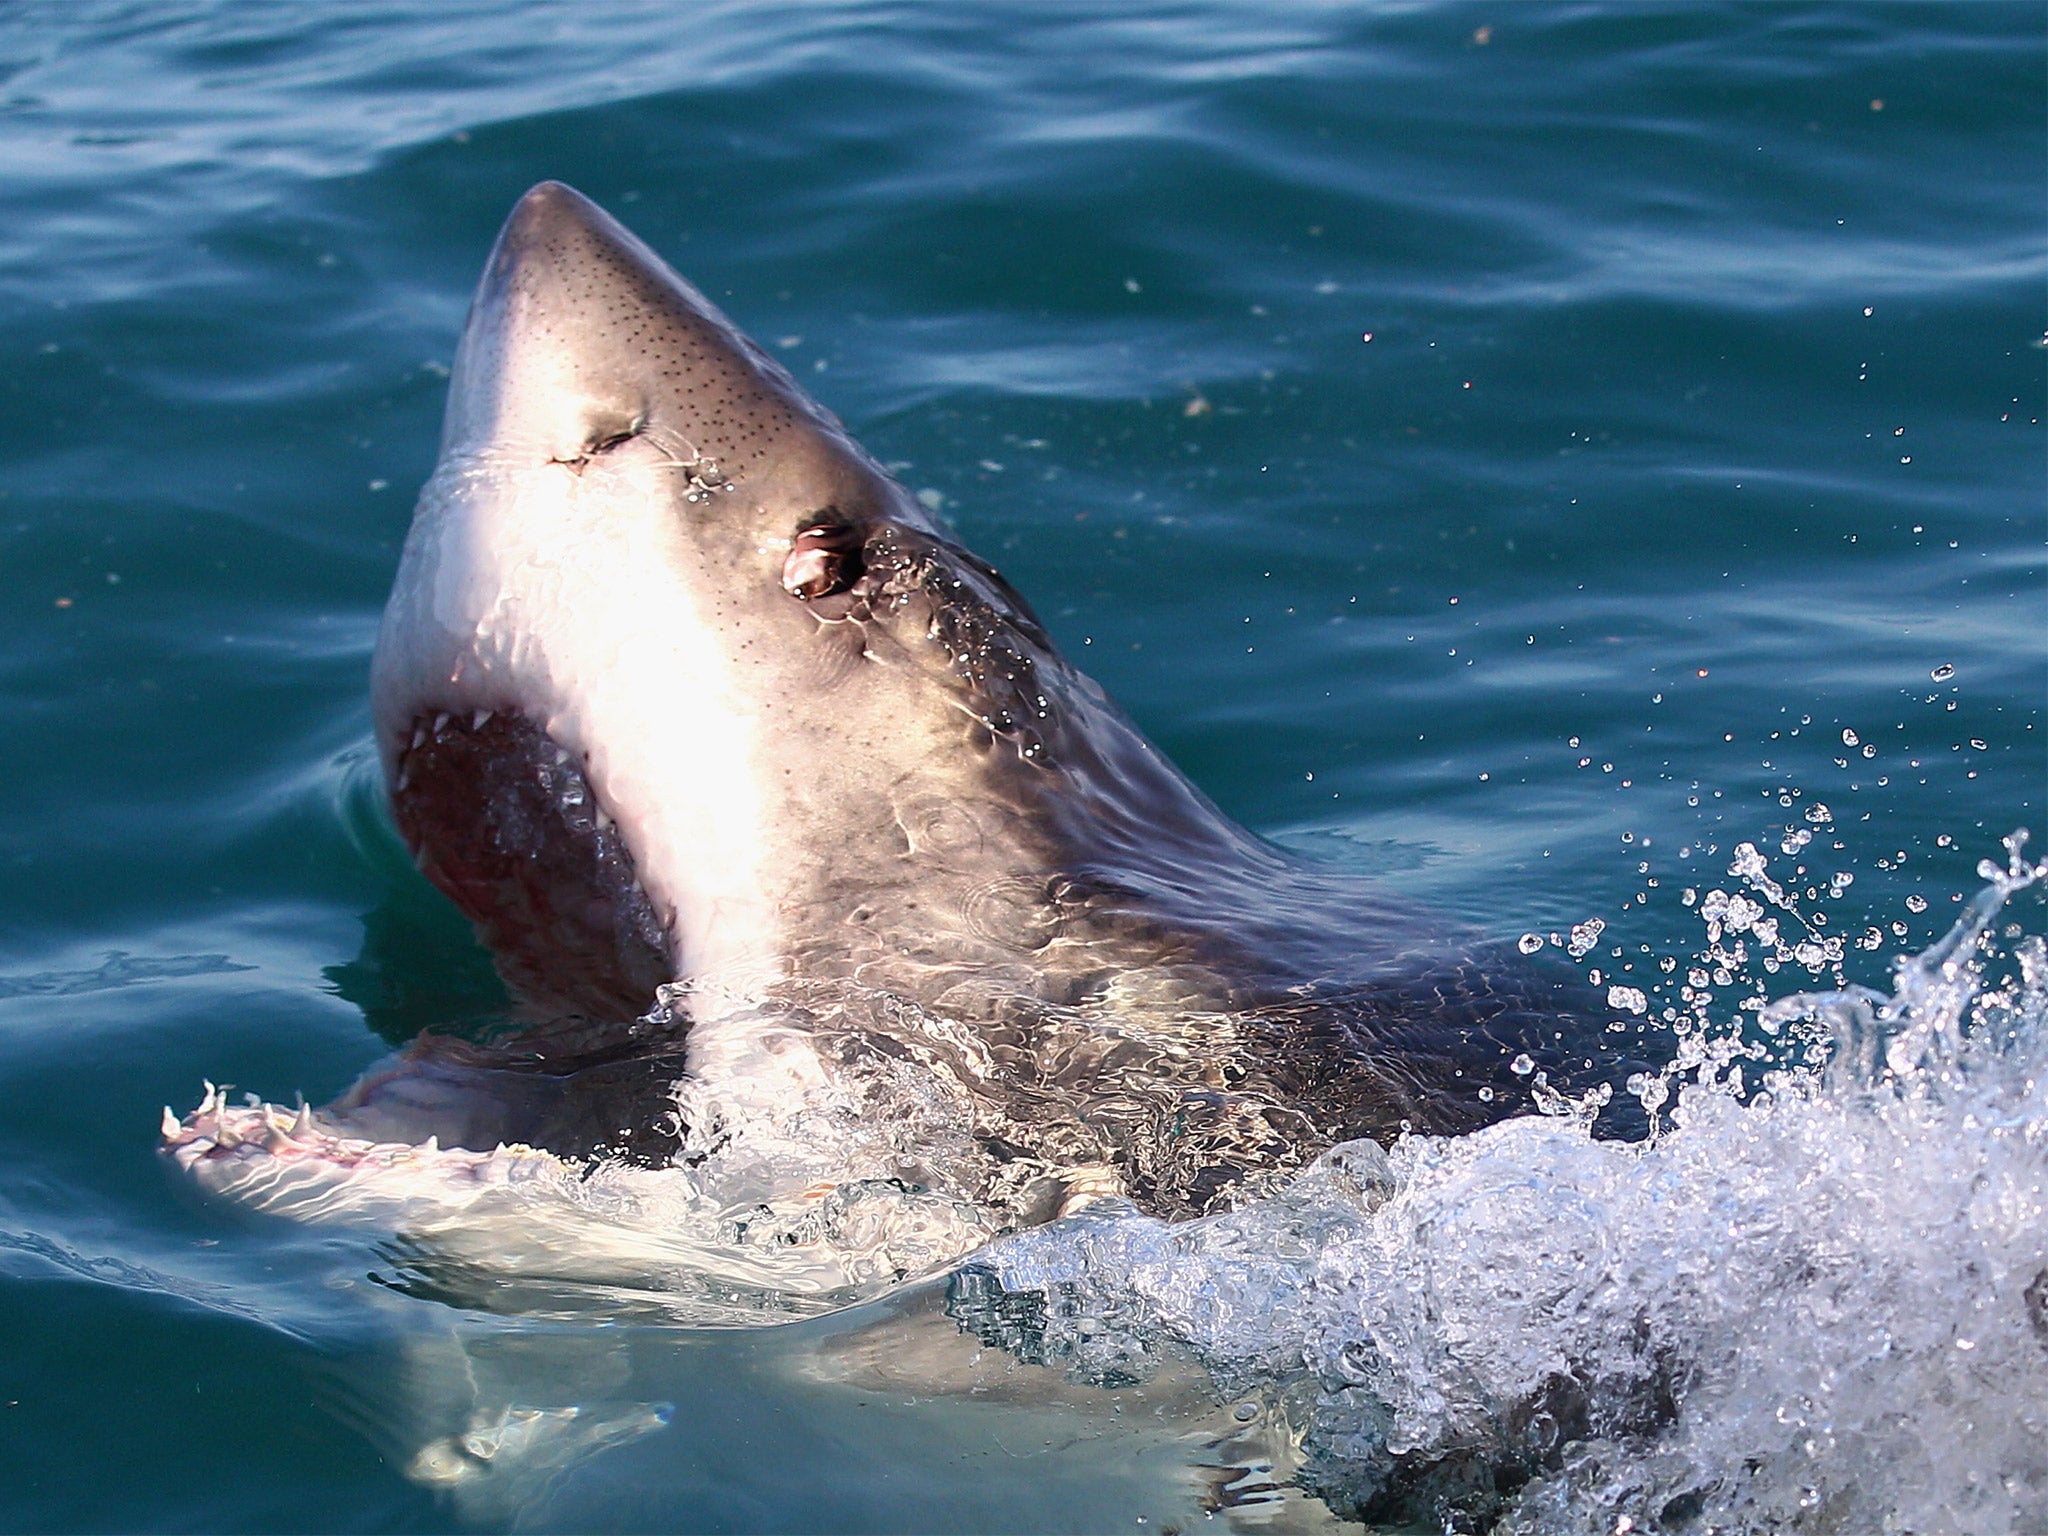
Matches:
[[0, 4, 2041, 1532]]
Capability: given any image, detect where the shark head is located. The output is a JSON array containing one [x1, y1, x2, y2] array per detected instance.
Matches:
[[371, 182, 1245, 1024]]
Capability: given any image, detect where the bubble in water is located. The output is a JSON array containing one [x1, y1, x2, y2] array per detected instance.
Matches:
[[1722, 894, 1764, 934], [1567, 918, 1606, 958], [1842, 728, 1860, 746], [1518, 933, 1544, 955], [1905, 894, 1928, 914], [1607, 984, 1648, 1015], [1510, 1053, 1535, 1076], [1931, 663, 1956, 682]]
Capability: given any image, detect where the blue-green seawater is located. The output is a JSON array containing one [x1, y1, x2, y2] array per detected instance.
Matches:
[[0, 4, 2040, 1531]]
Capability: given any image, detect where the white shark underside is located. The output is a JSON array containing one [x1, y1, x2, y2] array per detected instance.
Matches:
[[166, 183, 1656, 1267]]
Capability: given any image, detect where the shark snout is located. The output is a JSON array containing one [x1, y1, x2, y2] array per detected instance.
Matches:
[[446, 179, 843, 501], [442, 182, 661, 465]]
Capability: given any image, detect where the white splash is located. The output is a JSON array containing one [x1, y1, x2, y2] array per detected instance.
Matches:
[[981, 833, 2048, 1533]]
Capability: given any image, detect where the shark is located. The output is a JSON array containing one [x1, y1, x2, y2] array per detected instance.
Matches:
[[163, 183, 1651, 1284]]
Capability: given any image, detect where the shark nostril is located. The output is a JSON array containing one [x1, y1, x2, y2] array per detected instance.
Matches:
[[549, 419, 644, 473], [782, 518, 865, 603]]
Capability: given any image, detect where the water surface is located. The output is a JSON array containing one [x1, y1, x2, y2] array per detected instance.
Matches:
[[0, 4, 2041, 1531]]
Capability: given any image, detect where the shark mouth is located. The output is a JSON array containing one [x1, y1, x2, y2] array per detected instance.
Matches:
[[158, 699, 755, 1279], [388, 707, 674, 1024], [159, 705, 716, 1242]]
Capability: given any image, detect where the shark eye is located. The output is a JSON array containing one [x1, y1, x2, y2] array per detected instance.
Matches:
[[781, 518, 865, 602]]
